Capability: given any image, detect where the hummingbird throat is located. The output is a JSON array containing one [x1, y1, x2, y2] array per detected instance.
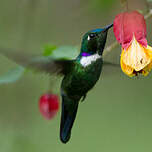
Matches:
[[80, 53, 101, 67]]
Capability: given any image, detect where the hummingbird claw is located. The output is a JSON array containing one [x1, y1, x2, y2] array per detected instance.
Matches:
[[81, 94, 86, 102]]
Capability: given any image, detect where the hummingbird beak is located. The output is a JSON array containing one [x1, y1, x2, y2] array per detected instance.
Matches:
[[103, 23, 113, 32]]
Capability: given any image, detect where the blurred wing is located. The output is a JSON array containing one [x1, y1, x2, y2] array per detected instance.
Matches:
[[0, 48, 74, 75], [0, 47, 121, 77], [28, 57, 74, 75]]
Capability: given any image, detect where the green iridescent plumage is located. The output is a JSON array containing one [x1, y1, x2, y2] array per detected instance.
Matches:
[[59, 24, 113, 143]]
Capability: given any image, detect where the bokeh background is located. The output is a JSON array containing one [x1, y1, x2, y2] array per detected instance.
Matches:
[[0, 0, 152, 152]]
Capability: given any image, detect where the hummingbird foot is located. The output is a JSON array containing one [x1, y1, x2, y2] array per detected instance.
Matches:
[[81, 94, 86, 102]]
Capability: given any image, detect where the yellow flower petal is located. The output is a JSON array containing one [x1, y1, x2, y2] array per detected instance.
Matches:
[[120, 37, 152, 77], [122, 37, 150, 71], [120, 50, 135, 77], [142, 45, 152, 76]]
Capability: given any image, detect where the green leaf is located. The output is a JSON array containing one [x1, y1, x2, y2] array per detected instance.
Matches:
[[43, 45, 79, 59], [43, 44, 57, 56], [51, 46, 79, 59], [0, 66, 25, 84]]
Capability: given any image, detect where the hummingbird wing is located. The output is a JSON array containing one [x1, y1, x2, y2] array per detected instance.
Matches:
[[26, 57, 74, 75], [0, 48, 121, 76], [0, 48, 74, 75]]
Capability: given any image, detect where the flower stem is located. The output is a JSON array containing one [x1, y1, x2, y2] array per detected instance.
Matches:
[[145, 9, 152, 19]]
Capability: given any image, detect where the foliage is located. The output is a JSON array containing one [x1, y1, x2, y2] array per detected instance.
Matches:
[[0, 66, 25, 84]]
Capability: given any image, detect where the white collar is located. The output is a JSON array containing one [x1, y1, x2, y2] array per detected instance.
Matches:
[[80, 54, 101, 67]]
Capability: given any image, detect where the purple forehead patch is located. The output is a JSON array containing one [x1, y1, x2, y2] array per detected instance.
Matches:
[[81, 52, 91, 57]]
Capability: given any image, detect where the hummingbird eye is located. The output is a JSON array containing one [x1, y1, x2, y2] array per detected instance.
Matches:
[[87, 33, 96, 41]]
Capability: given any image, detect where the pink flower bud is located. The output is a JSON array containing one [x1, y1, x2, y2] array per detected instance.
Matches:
[[39, 94, 59, 120], [113, 11, 147, 49]]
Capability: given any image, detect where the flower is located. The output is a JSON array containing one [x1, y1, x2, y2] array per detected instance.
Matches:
[[39, 94, 59, 120], [113, 11, 152, 77]]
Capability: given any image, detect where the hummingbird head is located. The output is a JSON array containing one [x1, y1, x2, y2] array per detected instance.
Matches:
[[80, 24, 113, 57]]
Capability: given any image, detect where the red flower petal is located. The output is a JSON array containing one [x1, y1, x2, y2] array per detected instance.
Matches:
[[39, 94, 59, 120], [113, 11, 147, 49]]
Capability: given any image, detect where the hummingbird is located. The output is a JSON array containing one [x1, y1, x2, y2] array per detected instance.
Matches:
[[0, 23, 113, 143], [59, 24, 113, 143]]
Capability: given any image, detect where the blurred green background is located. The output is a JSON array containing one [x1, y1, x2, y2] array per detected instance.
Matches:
[[0, 0, 152, 152]]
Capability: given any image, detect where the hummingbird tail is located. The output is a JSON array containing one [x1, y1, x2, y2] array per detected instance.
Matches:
[[60, 95, 79, 144]]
